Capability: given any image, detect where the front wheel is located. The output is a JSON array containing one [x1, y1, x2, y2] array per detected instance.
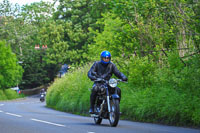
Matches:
[[40, 98, 44, 102], [94, 106, 102, 124], [109, 99, 120, 127], [94, 117, 102, 124]]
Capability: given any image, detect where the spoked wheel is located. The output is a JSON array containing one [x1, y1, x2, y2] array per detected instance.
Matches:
[[94, 106, 102, 124], [109, 99, 120, 127]]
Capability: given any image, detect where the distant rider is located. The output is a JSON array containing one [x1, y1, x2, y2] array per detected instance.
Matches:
[[40, 88, 46, 95], [88, 51, 128, 114]]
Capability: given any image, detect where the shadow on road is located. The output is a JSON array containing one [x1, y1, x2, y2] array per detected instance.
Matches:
[[70, 122, 111, 127]]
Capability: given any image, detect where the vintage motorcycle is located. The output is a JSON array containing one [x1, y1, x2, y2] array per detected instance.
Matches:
[[90, 78, 125, 127], [40, 92, 46, 102]]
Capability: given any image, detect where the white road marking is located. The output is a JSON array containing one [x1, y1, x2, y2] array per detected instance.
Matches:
[[6, 112, 22, 117], [0, 104, 4, 106], [0, 110, 3, 112], [31, 118, 66, 127], [88, 132, 95, 133]]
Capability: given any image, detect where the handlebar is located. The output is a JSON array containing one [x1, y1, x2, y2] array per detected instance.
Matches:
[[117, 79, 128, 83], [94, 78, 106, 82], [94, 78, 127, 83]]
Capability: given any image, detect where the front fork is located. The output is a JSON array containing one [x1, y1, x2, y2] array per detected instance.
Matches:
[[106, 88, 111, 113]]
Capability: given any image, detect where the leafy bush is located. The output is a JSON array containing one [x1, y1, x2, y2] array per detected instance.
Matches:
[[0, 89, 24, 100], [127, 56, 157, 88], [0, 41, 23, 89], [0, 90, 7, 100], [121, 86, 200, 126]]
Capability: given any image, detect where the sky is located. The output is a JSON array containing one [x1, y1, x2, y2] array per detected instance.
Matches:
[[3, 0, 55, 7]]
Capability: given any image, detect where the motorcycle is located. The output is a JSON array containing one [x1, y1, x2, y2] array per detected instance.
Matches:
[[90, 78, 125, 127], [40, 92, 46, 102]]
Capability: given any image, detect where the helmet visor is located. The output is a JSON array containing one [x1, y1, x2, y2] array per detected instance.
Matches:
[[102, 56, 110, 62]]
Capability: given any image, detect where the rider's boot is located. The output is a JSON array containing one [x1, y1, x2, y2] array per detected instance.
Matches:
[[89, 107, 94, 114], [89, 92, 96, 114]]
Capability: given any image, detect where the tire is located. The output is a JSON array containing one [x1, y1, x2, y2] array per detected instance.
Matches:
[[40, 97, 45, 102], [94, 117, 102, 124], [40, 99, 44, 102], [94, 106, 102, 124], [109, 99, 120, 127]]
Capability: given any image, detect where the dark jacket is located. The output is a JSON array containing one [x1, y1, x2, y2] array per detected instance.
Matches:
[[88, 61, 127, 81]]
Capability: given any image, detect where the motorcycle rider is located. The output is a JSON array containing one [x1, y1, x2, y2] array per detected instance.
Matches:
[[88, 50, 128, 114], [40, 88, 46, 102], [40, 88, 46, 95]]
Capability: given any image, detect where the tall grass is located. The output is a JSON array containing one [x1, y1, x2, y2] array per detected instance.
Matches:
[[46, 64, 92, 114]]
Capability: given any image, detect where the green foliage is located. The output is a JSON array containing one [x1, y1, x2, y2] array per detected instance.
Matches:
[[88, 13, 136, 61], [20, 49, 59, 89], [127, 56, 157, 88], [46, 63, 92, 114], [0, 0, 20, 17], [39, 20, 69, 64], [154, 53, 200, 94], [181, 55, 200, 92], [53, 0, 111, 65], [3, 89, 24, 100], [0, 41, 23, 89], [0, 90, 7, 100], [0, 1, 61, 89], [21, 1, 55, 25], [0, 89, 24, 101], [121, 86, 200, 126], [87, 0, 199, 60]]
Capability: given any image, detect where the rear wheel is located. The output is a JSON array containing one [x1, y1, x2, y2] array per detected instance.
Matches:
[[109, 99, 120, 127]]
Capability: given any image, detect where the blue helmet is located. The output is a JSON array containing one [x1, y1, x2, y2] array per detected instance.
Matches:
[[100, 51, 111, 64]]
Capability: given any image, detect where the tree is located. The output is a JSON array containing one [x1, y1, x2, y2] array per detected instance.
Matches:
[[0, 0, 20, 17], [0, 0, 59, 89], [53, 0, 110, 65], [88, 13, 136, 61], [88, 0, 199, 60], [0, 41, 23, 89], [17, 2, 59, 89], [21, 1, 55, 26]]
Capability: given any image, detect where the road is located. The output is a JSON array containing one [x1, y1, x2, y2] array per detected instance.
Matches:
[[0, 95, 199, 133]]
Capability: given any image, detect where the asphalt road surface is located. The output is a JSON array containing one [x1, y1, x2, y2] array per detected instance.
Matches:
[[0, 95, 199, 133]]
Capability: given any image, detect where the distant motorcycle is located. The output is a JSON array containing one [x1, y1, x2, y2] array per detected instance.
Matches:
[[90, 78, 126, 127], [40, 92, 46, 102]]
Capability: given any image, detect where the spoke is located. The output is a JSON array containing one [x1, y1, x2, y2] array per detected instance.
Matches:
[[109, 102, 116, 123]]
